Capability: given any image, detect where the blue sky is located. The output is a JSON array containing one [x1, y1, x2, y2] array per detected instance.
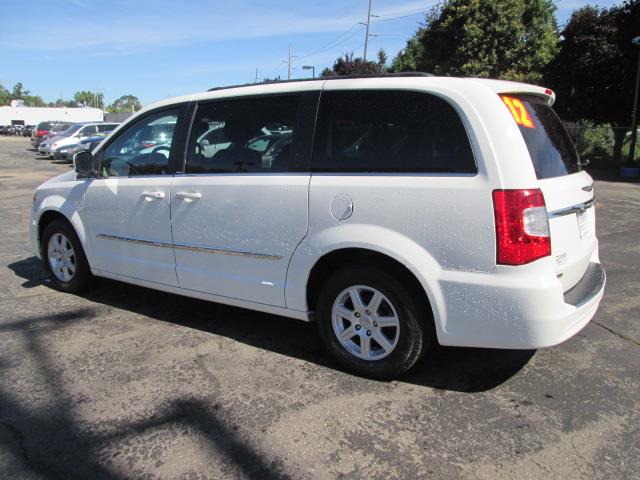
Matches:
[[0, 0, 620, 107]]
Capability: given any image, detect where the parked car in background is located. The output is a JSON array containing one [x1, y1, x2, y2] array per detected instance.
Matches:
[[39, 122, 118, 157], [52, 143, 80, 162], [77, 133, 111, 152], [54, 132, 112, 162], [32, 121, 74, 148]]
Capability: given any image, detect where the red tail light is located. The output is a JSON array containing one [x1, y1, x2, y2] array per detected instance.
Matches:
[[492, 189, 551, 265], [37, 129, 49, 137]]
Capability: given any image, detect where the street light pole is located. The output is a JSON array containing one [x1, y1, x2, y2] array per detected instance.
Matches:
[[627, 36, 640, 165], [302, 65, 315, 78]]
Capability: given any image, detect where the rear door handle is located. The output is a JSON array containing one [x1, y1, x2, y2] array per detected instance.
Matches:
[[141, 191, 165, 200], [175, 192, 202, 202]]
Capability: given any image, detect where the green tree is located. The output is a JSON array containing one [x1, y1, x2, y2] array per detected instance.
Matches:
[[73, 90, 104, 108], [21, 95, 46, 107], [545, 1, 640, 164], [393, 0, 558, 82], [107, 94, 141, 113], [11, 82, 30, 99], [376, 48, 388, 70], [389, 29, 425, 72], [321, 52, 384, 77], [0, 84, 10, 105]]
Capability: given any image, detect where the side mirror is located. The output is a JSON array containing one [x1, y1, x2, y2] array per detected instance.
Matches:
[[74, 150, 97, 177]]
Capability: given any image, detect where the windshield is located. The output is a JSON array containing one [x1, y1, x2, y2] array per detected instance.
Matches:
[[501, 94, 580, 179]]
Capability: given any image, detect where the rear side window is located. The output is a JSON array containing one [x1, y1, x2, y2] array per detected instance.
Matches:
[[501, 94, 579, 179], [97, 124, 116, 132], [312, 90, 475, 173]]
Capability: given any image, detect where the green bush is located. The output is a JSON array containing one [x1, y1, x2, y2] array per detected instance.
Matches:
[[572, 120, 614, 162], [621, 129, 640, 163]]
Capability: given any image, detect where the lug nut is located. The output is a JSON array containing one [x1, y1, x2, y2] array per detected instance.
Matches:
[[366, 310, 371, 315], [355, 325, 361, 331], [373, 321, 378, 327], [366, 330, 371, 336], [354, 312, 361, 318]]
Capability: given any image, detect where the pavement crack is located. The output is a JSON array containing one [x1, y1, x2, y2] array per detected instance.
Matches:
[[593, 321, 640, 346], [0, 419, 30, 464]]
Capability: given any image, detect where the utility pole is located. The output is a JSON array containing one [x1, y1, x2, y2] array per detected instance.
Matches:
[[360, 0, 378, 61], [255, 68, 259, 83], [282, 45, 297, 80], [628, 36, 640, 165], [363, 0, 372, 60]]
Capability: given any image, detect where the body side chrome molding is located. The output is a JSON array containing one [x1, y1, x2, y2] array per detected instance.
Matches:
[[96, 234, 283, 260], [548, 198, 595, 219]]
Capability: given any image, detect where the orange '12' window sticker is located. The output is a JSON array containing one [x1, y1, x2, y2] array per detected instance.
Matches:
[[501, 95, 536, 129]]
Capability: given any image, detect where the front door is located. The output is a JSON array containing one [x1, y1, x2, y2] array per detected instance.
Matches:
[[85, 109, 183, 286], [170, 93, 315, 306]]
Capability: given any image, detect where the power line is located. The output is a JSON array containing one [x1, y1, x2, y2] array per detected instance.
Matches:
[[375, 6, 429, 18], [372, 9, 429, 23], [296, 23, 362, 59], [262, 3, 426, 80]]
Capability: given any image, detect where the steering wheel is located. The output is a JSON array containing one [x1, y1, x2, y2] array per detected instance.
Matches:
[[151, 145, 170, 154]]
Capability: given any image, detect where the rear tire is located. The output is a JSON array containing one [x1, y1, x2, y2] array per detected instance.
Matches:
[[316, 265, 432, 379], [41, 219, 92, 293]]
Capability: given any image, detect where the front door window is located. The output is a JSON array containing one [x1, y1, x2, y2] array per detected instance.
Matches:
[[101, 112, 178, 177]]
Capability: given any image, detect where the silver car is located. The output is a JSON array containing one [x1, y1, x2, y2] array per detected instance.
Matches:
[[38, 122, 118, 157]]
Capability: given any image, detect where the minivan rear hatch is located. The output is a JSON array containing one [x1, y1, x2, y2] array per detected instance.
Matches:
[[502, 94, 596, 291]]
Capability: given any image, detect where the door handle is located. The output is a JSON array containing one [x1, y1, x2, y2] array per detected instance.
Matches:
[[175, 192, 202, 201], [141, 191, 165, 200]]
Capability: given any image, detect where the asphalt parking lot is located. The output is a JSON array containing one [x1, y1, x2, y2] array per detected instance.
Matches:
[[0, 135, 638, 479]]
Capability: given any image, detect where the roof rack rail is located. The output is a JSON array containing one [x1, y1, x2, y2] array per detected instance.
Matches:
[[206, 72, 434, 92]]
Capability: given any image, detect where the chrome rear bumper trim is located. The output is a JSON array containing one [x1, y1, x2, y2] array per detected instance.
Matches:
[[548, 198, 595, 219]]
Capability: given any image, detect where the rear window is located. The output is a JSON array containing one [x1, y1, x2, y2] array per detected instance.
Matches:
[[501, 94, 579, 179]]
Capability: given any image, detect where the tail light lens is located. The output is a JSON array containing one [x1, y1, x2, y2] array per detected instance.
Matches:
[[37, 129, 48, 137], [492, 189, 551, 265]]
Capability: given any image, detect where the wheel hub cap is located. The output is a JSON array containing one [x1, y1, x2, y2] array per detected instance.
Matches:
[[332, 285, 400, 361], [47, 233, 76, 283]]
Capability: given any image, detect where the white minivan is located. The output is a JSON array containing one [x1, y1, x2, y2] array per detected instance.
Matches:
[[30, 75, 605, 378]]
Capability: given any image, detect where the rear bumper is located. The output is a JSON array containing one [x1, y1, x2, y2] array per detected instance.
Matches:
[[564, 262, 605, 307], [424, 256, 605, 350]]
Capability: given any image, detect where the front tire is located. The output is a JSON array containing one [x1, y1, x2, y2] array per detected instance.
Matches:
[[316, 265, 432, 379], [41, 219, 92, 292]]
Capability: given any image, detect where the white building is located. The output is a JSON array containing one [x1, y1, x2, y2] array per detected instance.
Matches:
[[0, 105, 104, 126]]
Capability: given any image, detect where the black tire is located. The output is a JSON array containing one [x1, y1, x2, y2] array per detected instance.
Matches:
[[41, 219, 92, 292], [316, 265, 433, 379]]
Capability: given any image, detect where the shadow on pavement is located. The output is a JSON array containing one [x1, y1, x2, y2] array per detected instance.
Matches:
[[0, 308, 286, 479], [8, 256, 534, 394]]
